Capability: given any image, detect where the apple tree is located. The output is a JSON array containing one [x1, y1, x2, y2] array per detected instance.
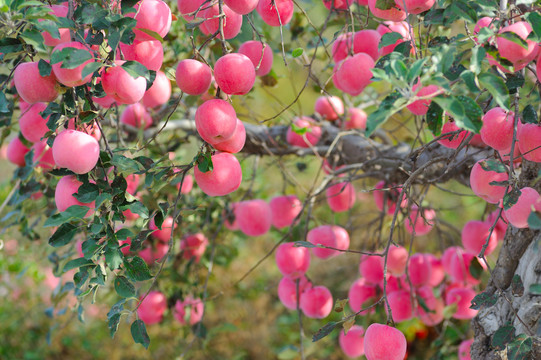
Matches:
[[0, 0, 541, 358]]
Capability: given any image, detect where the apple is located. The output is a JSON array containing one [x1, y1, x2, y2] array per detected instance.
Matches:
[[54, 175, 95, 214], [461, 220, 498, 255], [269, 195, 302, 229], [307, 225, 338, 259], [236, 199, 273, 236], [469, 160, 509, 204], [348, 278, 377, 313], [194, 152, 242, 196], [286, 117, 322, 148], [299, 285, 333, 319], [128, 0, 172, 40], [137, 291, 167, 325], [102, 60, 147, 104], [339, 325, 365, 358], [314, 95, 344, 121], [256, 0, 294, 27], [51, 42, 94, 87], [364, 323, 407, 360], [214, 54, 256, 95], [238, 41, 274, 76], [368, 0, 406, 21], [181, 233, 208, 262], [480, 107, 516, 151], [142, 71, 171, 108], [277, 276, 312, 310], [120, 103, 153, 129], [195, 99, 237, 144], [6, 136, 30, 167], [333, 53, 374, 96], [119, 40, 164, 71], [13, 62, 59, 104], [19, 103, 50, 143], [275, 242, 311, 278], [202, 4, 243, 39], [503, 187, 541, 229], [176, 59, 212, 96], [173, 296, 204, 325], [52, 130, 100, 174]]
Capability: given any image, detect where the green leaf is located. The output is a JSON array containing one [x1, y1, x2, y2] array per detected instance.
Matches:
[[365, 91, 403, 136], [426, 101, 443, 136], [506, 72, 525, 95], [527, 212, 541, 230], [491, 324, 516, 350], [456, 96, 483, 133], [432, 96, 465, 120], [470, 291, 498, 310], [121, 201, 149, 219], [124, 256, 153, 281], [196, 152, 213, 173], [38, 59, 52, 77], [507, 334, 533, 360], [292, 48, 303, 57], [479, 159, 507, 173], [105, 247, 123, 270], [522, 105, 538, 124], [469, 259, 484, 280], [108, 313, 121, 338], [81, 62, 102, 79], [0, 38, 24, 54], [51, 47, 93, 69], [460, 70, 480, 93], [111, 154, 142, 173], [497, 32, 529, 50], [73, 182, 99, 203], [470, 46, 486, 74], [114, 276, 136, 298], [479, 72, 510, 110], [379, 32, 402, 50], [121, 61, 148, 80], [503, 188, 522, 210], [44, 205, 90, 228], [63, 258, 94, 273], [49, 223, 78, 247], [312, 321, 341, 342], [450, 1, 477, 24], [293, 241, 317, 248], [526, 12, 541, 41], [406, 58, 428, 84], [135, 28, 164, 42], [529, 283, 541, 295], [131, 319, 150, 349], [511, 275, 525, 297]]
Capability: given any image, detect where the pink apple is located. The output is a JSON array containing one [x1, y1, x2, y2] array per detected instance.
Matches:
[[128, 0, 172, 40], [19, 103, 50, 143], [173, 296, 204, 325], [41, 5, 71, 46], [404, 206, 435, 236], [333, 53, 374, 96], [13, 62, 59, 104], [149, 216, 176, 243], [387, 289, 413, 322], [6, 137, 29, 167], [194, 152, 242, 196], [142, 71, 171, 108], [426, 253, 445, 286], [202, 4, 243, 39], [225, 0, 258, 14], [368, 0, 406, 21], [120, 103, 153, 129], [307, 225, 338, 259], [52, 130, 100, 174], [395, 0, 435, 14], [469, 160, 509, 204], [177, 0, 206, 21], [339, 325, 365, 358], [238, 41, 274, 76], [407, 83, 440, 116], [299, 285, 333, 319], [348, 278, 377, 313], [195, 99, 237, 144], [343, 108, 367, 130], [256, 0, 294, 27], [269, 195, 302, 229], [497, 21, 539, 70], [277, 276, 312, 310], [314, 96, 344, 121], [373, 181, 407, 215], [408, 253, 432, 287], [518, 122, 541, 162], [32, 140, 55, 170], [214, 53, 256, 95], [377, 21, 411, 56], [181, 233, 208, 262], [332, 225, 350, 251], [364, 323, 407, 360], [359, 255, 384, 285], [416, 286, 444, 326], [119, 40, 164, 71], [437, 121, 470, 149], [461, 220, 498, 255], [387, 245, 408, 276], [51, 42, 94, 87], [54, 175, 95, 214], [480, 107, 516, 151], [236, 199, 273, 236], [352, 29, 381, 61], [275, 242, 311, 278], [175, 59, 212, 96], [503, 187, 541, 228], [286, 117, 322, 148], [137, 291, 167, 325], [326, 182, 356, 212], [445, 287, 478, 320], [485, 210, 508, 242], [102, 61, 147, 104], [139, 242, 169, 265], [458, 339, 473, 360]]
